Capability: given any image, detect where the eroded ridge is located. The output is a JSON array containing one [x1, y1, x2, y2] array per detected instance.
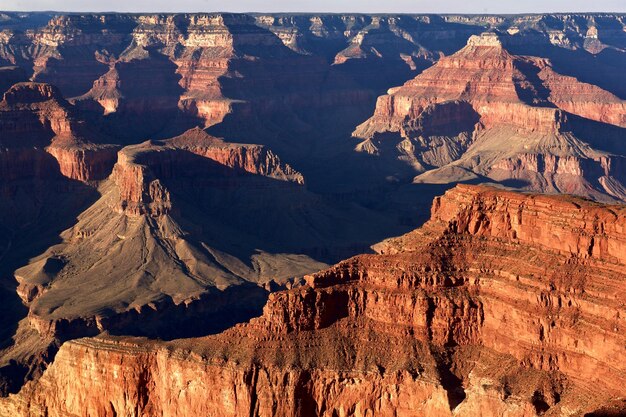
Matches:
[[3, 185, 624, 416]]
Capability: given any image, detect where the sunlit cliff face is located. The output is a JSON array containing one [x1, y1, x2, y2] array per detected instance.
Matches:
[[0, 12, 624, 417]]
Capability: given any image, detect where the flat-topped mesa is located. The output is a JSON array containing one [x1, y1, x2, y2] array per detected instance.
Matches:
[[112, 131, 304, 216]]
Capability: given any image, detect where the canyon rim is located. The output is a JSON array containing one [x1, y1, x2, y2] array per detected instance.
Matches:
[[0, 8, 624, 417]]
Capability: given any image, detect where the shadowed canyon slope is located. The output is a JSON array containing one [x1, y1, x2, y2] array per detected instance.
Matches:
[[0, 11, 625, 416], [353, 31, 626, 200], [2, 185, 625, 416]]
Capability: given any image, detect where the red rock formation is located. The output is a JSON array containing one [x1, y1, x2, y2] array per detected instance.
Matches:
[[0, 82, 118, 182], [538, 64, 626, 128], [3, 185, 624, 416], [429, 184, 626, 262], [7, 127, 332, 364], [111, 146, 173, 216], [0, 82, 73, 140], [355, 32, 625, 139], [112, 129, 304, 216], [62, 13, 373, 138], [355, 33, 572, 138], [168, 128, 305, 183], [354, 32, 626, 201], [25, 15, 133, 96], [45, 144, 120, 182]]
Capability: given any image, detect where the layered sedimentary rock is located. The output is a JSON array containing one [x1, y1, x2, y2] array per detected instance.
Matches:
[[3, 185, 625, 416], [538, 65, 626, 127], [9, 15, 135, 97], [0, 82, 118, 181], [1, 125, 403, 395], [12, 129, 312, 337], [1, 13, 623, 163], [355, 32, 625, 137], [354, 32, 626, 201], [0, 12, 625, 415], [112, 128, 304, 216], [2, 13, 625, 105], [45, 143, 119, 182]]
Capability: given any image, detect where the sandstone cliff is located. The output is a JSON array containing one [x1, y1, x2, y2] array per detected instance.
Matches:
[[0, 82, 119, 182], [1, 125, 402, 395], [0, 13, 625, 416], [353, 32, 626, 202], [3, 185, 624, 416]]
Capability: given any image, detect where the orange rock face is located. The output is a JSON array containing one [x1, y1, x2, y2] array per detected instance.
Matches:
[[3, 185, 625, 416], [538, 65, 626, 128], [353, 32, 626, 201], [45, 145, 119, 182], [355, 32, 625, 139], [112, 129, 303, 216], [0, 12, 625, 417]]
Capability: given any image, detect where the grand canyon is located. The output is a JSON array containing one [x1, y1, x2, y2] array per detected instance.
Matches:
[[0, 10, 624, 417]]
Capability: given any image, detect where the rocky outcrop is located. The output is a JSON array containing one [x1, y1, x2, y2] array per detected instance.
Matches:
[[45, 144, 119, 182], [354, 33, 575, 139], [3, 123, 400, 395], [0, 82, 73, 140], [429, 184, 626, 262], [3, 185, 625, 416], [168, 128, 305, 183], [21, 14, 134, 97], [538, 65, 626, 128], [0, 82, 119, 182], [0, 13, 625, 416], [353, 32, 626, 201], [112, 129, 304, 216], [2, 13, 624, 157]]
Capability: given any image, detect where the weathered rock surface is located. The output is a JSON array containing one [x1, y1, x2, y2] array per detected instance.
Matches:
[[111, 129, 304, 216], [0, 82, 119, 182], [0, 12, 625, 415], [11, 130, 312, 336], [3, 13, 622, 150], [2, 185, 625, 416], [0, 125, 402, 395], [354, 32, 626, 201]]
